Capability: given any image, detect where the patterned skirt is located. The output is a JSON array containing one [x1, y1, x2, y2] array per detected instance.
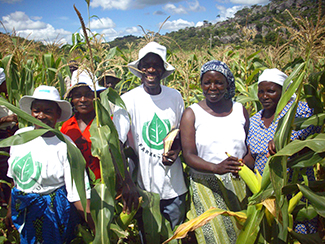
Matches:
[[188, 171, 248, 244], [11, 186, 80, 244]]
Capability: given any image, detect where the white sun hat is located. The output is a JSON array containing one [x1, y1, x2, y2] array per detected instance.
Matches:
[[65, 69, 106, 98], [0, 68, 6, 85], [19, 85, 72, 122], [128, 42, 175, 79], [258, 68, 288, 87]]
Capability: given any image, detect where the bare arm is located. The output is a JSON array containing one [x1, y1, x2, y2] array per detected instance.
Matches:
[[242, 106, 255, 170], [117, 141, 139, 214], [73, 199, 95, 233], [180, 107, 242, 175]]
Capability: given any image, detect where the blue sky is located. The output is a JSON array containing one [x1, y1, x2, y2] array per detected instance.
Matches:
[[0, 0, 269, 44]]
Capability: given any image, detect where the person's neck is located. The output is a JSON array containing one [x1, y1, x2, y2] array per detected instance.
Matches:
[[144, 85, 161, 95], [262, 108, 276, 119], [205, 99, 232, 114], [76, 110, 96, 125]]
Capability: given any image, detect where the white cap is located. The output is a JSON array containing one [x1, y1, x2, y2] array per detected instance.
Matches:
[[258, 68, 288, 87], [128, 42, 175, 79], [20, 85, 72, 122]]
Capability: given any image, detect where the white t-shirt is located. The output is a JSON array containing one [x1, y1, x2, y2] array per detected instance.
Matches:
[[7, 127, 91, 203], [189, 102, 247, 176], [113, 85, 187, 200]]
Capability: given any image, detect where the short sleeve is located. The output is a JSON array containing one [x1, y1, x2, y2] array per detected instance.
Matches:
[[112, 105, 131, 144], [63, 135, 91, 202]]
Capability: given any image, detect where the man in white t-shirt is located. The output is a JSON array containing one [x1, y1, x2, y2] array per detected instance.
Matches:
[[5, 85, 93, 243], [113, 42, 188, 230]]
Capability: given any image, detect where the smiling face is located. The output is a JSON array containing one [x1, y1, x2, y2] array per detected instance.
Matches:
[[71, 86, 94, 114], [31, 100, 61, 129], [138, 53, 165, 95], [258, 81, 282, 113], [201, 71, 228, 103]]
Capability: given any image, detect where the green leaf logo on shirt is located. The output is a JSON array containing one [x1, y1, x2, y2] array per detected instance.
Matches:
[[12, 152, 42, 190], [142, 113, 171, 150]]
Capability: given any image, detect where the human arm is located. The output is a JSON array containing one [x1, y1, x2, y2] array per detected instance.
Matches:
[[5, 181, 14, 231], [116, 141, 139, 214], [0, 114, 17, 124], [242, 106, 255, 169], [180, 107, 242, 174], [243, 146, 255, 170], [73, 199, 95, 234]]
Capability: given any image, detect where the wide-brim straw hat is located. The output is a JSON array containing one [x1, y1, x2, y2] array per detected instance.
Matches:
[[99, 70, 121, 86], [19, 85, 72, 122], [128, 42, 175, 80], [65, 69, 106, 99]]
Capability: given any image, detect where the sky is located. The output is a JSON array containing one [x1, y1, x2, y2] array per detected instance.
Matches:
[[0, 0, 270, 45]]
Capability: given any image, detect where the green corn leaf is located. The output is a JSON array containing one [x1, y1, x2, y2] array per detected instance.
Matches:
[[236, 205, 264, 244], [91, 183, 115, 244], [297, 184, 325, 218]]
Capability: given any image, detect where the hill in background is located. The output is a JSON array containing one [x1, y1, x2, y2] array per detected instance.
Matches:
[[108, 0, 323, 51]]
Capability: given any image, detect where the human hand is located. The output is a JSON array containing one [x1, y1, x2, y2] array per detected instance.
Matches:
[[121, 176, 139, 214], [162, 149, 179, 166], [268, 139, 276, 156], [5, 207, 14, 231], [214, 155, 243, 175]]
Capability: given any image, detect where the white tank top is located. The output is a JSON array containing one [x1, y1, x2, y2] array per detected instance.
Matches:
[[189, 101, 247, 175]]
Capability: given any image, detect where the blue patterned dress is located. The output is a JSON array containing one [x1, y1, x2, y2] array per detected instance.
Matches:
[[247, 99, 318, 234]]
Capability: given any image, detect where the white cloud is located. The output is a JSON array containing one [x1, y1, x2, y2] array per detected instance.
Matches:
[[188, 0, 205, 12], [90, 0, 184, 10], [163, 4, 187, 14], [125, 26, 140, 34], [90, 0, 131, 10], [163, 0, 205, 15], [215, 5, 245, 22], [195, 21, 203, 27], [2, 11, 47, 30], [0, 0, 22, 3], [0, 11, 71, 44], [89, 17, 115, 29], [17, 24, 71, 45], [161, 19, 194, 31], [31, 16, 42, 21], [230, 0, 269, 4]]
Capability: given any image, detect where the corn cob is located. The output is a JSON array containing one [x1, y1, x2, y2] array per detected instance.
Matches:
[[117, 197, 143, 230], [288, 191, 303, 214], [226, 152, 260, 194], [163, 128, 180, 153]]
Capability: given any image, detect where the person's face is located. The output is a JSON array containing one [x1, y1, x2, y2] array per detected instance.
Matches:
[[258, 81, 282, 112], [31, 100, 61, 129], [104, 76, 119, 89], [0, 81, 8, 97], [71, 86, 94, 114], [201, 71, 228, 103], [138, 53, 165, 95]]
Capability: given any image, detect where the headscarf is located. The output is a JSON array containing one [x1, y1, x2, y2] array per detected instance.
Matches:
[[200, 60, 235, 100], [258, 68, 288, 87]]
